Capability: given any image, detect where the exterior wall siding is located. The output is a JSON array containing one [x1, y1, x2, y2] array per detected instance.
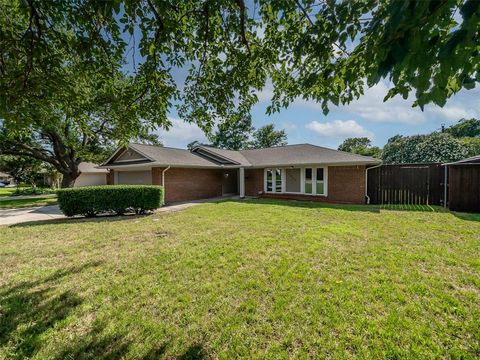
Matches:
[[153, 167, 224, 204]]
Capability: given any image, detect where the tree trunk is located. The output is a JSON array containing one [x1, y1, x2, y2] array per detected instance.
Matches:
[[60, 169, 80, 188]]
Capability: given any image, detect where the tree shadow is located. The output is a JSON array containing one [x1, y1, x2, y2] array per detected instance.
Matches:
[[0, 261, 103, 359], [451, 211, 480, 222], [217, 198, 448, 213], [179, 344, 206, 360], [9, 213, 154, 228]]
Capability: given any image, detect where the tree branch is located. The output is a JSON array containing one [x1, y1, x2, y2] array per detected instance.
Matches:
[[234, 0, 251, 55]]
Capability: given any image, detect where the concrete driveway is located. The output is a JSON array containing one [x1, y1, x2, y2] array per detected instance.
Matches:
[[0, 205, 65, 226]]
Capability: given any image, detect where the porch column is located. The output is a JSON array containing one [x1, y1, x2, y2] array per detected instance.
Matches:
[[239, 167, 245, 198]]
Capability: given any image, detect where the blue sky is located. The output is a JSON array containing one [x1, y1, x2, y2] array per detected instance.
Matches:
[[158, 81, 479, 149]]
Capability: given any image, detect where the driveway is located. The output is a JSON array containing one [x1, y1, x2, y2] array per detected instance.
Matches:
[[0, 205, 65, 226]]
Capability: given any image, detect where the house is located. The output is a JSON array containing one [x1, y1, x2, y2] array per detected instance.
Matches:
[[100, 143, 381, 204], [73, 162, 109, 187], [0, 171, 13, 184]]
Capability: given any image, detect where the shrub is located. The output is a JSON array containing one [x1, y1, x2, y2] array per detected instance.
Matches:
[[57, 185, 164, 217]]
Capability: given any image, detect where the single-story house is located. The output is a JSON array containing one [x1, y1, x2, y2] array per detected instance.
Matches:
[[73, 162, 109, 187], [0, 171, 13, 182], [100, 143, 381, 204]]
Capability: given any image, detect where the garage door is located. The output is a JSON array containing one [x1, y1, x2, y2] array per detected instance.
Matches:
[[117, 171, 152, 185], [74, 174, 107, 187]]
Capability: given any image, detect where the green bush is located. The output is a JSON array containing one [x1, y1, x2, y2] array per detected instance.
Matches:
[[57, 185, 163, 217]]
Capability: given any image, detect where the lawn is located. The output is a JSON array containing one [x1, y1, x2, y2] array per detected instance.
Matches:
[[0, 197, 57, 209], [0, 199, 479, 359], [0, 188, 17, 197]]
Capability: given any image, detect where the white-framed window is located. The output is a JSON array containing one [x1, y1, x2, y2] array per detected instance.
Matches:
[[265, 166, 327, 196], [265, 168, 284, 193], [315, 168, 326, 195]]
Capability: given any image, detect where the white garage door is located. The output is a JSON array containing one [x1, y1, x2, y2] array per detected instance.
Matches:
[[117, 171, 152, 185], [74, 173, 107, 187]]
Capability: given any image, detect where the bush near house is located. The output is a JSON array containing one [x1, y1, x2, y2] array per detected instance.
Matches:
[[57, 185, 163, 217]]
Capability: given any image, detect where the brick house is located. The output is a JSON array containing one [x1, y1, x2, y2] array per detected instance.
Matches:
[[100, 143, 380, 204]]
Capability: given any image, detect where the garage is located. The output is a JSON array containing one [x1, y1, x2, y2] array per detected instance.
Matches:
[[116, 170, 152, 185], [73, 162, 108, 187]]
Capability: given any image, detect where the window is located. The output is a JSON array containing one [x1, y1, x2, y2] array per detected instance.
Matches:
[[266, 169, 273, 192], [316, 168, 325, 195], [275, 169, 282, 192], [305, 168, 313, 194], [266, 168, 283, 193], [266, 166, 326, 196]]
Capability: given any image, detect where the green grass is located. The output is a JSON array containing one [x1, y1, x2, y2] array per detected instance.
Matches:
[[0, 197, 57, 209], [0, 199, 479, 359], [0, 188, 17, 197]]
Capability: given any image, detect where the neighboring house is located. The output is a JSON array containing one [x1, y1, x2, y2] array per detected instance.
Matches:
[[101, 143, 380, 204], [0, 171, 13, 184], [74, 162, 109, 187]]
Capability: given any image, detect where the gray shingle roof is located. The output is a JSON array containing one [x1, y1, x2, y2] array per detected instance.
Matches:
[[105, 143, 380, 168], [78, 162, 109, 173], [129, 143, 223, 167], [239, 144, 379, 166]]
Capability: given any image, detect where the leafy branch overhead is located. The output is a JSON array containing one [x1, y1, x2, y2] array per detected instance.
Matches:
[[0, 1, 478, 186], [2, 1, 479, 128]]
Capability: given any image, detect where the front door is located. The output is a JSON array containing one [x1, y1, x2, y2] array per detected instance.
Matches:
[[222, 170, 238, 195]]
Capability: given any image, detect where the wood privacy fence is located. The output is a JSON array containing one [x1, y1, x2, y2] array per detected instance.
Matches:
[[367, 164, 445, 206], [448, 164, 480, 212]]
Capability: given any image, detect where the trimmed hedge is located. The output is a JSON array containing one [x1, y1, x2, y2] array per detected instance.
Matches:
[[57, 185, 164, 217]]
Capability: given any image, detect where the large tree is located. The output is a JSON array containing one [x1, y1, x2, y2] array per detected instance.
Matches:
[[1, 1, 478, 184], [2, 1, 478, 133], [210, 115, 254, 150], [382, 133, 467, 164], [338, 137, 382, 158], [250, 124, 287, 149]]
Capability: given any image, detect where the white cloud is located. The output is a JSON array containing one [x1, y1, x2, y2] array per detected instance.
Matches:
[[306, 120, 373, 139], [156, 117, 208, 148], [426, 105, 478, 122]]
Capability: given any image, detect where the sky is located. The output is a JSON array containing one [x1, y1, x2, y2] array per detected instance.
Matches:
[[157, 81, 479, 150]]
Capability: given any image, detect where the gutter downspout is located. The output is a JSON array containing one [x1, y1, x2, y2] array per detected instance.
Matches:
[[443, 165, 448, 208], [161, 166, 171, 204], [365, 162, 383, 204]]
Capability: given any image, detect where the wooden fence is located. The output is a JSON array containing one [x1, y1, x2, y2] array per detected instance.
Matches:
[[448, 165, 480, 212], [367, 164, 445, 206]]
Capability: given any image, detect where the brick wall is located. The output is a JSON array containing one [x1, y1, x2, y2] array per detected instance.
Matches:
[[245, 168, 264, 196], [260, 165, 366, 204], [153, 167, 224, 204]]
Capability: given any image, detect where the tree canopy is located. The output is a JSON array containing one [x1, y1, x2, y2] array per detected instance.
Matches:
[[1, 0, 479, 184], [251, 124, 287, 149], [338, 137, 382, 158]]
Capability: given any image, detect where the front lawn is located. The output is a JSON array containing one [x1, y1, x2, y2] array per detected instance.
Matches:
[[0, 200, 479, 358], [0, 197, 57, 209]]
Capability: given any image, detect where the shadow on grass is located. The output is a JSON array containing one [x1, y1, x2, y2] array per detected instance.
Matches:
[[0, 259, 207, 359], [9, 212, 154, 229], [451, 211, 480, 222], [0, 261, 102, 359], [219, 198, 443, 213]]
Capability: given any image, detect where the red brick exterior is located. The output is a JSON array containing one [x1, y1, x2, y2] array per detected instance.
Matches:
[[115, 165, 366, 205], [153, 167, 224, 204], [245, 168, 264, 196], [252, 165, 367, 204]]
